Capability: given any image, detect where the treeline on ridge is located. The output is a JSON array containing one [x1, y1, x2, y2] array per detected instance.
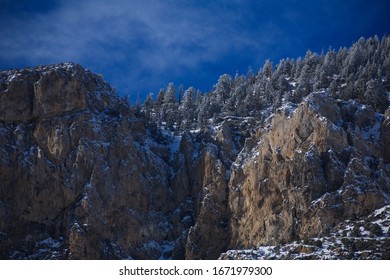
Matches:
[[133, 35, 390, 132]]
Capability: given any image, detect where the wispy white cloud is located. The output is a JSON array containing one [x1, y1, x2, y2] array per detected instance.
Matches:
[[0, 0, 294, 96], [0, 0, 271, 72], [1, 0, 387, 97]]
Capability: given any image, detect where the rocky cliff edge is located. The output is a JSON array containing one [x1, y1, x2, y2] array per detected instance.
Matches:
[[1, 64, 389, 259]]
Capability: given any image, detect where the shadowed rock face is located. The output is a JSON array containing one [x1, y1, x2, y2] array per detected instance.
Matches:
[[0, 63, 183, 259], [1, 64, 389, 260], [0, 64, 87, 122]]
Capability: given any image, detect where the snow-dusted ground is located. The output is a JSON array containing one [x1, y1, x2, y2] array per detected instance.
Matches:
[[9, 237, 65, 260], [220, 205, 390, 260]]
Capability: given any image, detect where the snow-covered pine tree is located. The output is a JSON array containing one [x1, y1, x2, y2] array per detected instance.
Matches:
[[143, 92, 154, 123], [180, 87, 196, 130], [162, 83, 178, 129], [215, 74, 233, 104]]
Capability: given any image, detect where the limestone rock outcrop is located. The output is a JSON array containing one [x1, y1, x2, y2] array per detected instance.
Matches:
[[0, 63, 188, 259], [228, 93, 390, 250]]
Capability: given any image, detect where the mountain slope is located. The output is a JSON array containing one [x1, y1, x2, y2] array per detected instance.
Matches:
[[1, 36, 390, 260], [0, 63, 189, 259]]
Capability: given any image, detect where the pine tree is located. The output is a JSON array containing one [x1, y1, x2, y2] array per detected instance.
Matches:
[[343, 40, 366, 77], [143, 92, 154, 122], [247, 66, 255, 84], [178, 84, 184, 103], [262, 59, 273, 78], [294, 64, 312, 102], [329, 79, 338, 98], [365, 79, 388, 112], [197, 95, 209, 130], [180, 87, 196, 130], [131, 93, 143, 118], [215, 74, 232, 104], [283, 58, 294, 77], [162, 83, 178, 129], [155, 89, 165, 126], [293, 57, 304, 79]]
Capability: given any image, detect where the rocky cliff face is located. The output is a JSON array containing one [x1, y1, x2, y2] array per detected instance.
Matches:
[[0, 63, 191, 259], [1, 64, 389, 259], [228, 93, 390, 252]]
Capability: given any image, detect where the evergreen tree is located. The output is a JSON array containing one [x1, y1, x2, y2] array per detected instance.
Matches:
[[343, 40, 365, 77], [365, 79, 388, 112], [180, 87, 196, 130], [247, 66, 255, 84], [178, 84, 184, 103], [215, 74, 232, 104], [262, 59, 273, 78], [197, 95, 209, 130], [162, 83, 178, 129], [283, 58, 294, 77], [293, 57, 304, 79], [329, 79, 338, 98], [143, 92, 154, 123], [336, 47, 348, 74], [295, 64, 312, 102], [155, 89, 165, 126]]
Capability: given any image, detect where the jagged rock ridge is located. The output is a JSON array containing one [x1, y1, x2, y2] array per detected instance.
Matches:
[[0, 63, 193, 259], [0, 62, 389, 259]]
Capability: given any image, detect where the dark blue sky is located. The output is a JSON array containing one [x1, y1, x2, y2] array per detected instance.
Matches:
[[1, 0, 390, 102]]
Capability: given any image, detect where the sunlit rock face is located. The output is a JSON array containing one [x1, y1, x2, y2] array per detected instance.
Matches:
[[228, 92, 390, 252]]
